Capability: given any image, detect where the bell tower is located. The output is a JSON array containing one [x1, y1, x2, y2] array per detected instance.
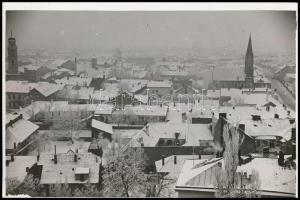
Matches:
[[7, 30, 18, 74]]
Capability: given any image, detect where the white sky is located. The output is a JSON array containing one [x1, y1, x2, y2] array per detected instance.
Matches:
[[5, 11, 296, 54]]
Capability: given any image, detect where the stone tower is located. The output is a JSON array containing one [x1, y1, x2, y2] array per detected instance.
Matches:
[[7, 30, 18, 74], [245, 34, 254, 81]]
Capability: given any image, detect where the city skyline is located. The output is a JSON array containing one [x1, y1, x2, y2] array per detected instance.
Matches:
[[6, 11, 296, 55]]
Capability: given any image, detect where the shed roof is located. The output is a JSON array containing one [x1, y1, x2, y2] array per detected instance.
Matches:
[[91, 119, 113, 134]]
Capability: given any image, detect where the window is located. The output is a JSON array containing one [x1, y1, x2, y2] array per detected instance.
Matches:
[[256, 140, 261, 147], [270, 140, 275, 148]]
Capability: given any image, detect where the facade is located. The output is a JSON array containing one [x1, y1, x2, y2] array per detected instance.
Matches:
[[140, 81, 173, 97], [23, 65, 52, 82], [6, 81, 35, 109], [28, 83, 64, 101]]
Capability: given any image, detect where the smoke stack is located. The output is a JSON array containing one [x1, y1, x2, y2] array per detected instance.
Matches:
[[292, 144, 296, 160], [291, 128, 296, 142], [74, 154, 78, 162], [11, 154, 14, 162], [54, 145, 57, 164], [74, 57, 77, 75], [174, 156, 177, 164]]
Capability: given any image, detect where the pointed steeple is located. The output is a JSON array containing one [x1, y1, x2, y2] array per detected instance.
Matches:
[[245, 33, 254, 80], [246, 34, 253, 56]]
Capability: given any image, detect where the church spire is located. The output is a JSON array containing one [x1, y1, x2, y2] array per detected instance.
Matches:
[[246, 34, 253, 56], [245, 33, 254, 80]]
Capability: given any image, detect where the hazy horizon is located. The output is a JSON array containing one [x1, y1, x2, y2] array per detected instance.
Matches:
[[6, 11, 296, 55]]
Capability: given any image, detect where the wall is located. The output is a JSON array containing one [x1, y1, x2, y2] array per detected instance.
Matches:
[[177, 190, 215, 198], [6, 92, 30, 109], [132, 146, 215, 163]]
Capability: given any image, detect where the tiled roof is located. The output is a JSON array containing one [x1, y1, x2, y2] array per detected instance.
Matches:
[[130, 122, 213, 147], [6, 156, 37, 182], [55, 77, 92, 87], [147, 81, 172, 88], [38, 152, 100, 184], [6, 81, 37, 93], [6, 118, 39, 149], [176, 157, 296, 196], [95, 104, 114, 115], [91, 119, 113, 134], [33, 82, 65, 97]]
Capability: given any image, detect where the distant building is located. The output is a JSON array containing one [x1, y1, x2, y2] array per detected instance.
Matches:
[[7, 31, 18, 74], [6, 113, 39, 155], [137, 81, 173, 97], [274, 65, 295, 80], [6, 81, 36, 109], [91, 57, 97, 69], [23, 65, 52, 82], [29, 82, 65, 101], [212, 35, 256, 89]]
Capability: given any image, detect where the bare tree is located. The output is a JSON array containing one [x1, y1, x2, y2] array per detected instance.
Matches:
[[72, 182, 103, 197], [14, 174, 44, 197], [49, 182, 72, 197], [6, 178, 21, 195], [215, 124, 261, 198], [102, 146, 148, 197], [117, 81, 130, 93]]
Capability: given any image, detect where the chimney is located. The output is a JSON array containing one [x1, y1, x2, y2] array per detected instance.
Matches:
[[145, 124, 149, 136], [289, 119, 295, 124], [37, 154, 40, 162], [74, 154, 78, 162], [54, 145, 57, 164], [162, 155, 165, 166], [291, 128, 296, 142], [11, 154, 14, 162], [74, 57, 77, 75], [292, 144, 296, 160], [174, 156, 177, 164]]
